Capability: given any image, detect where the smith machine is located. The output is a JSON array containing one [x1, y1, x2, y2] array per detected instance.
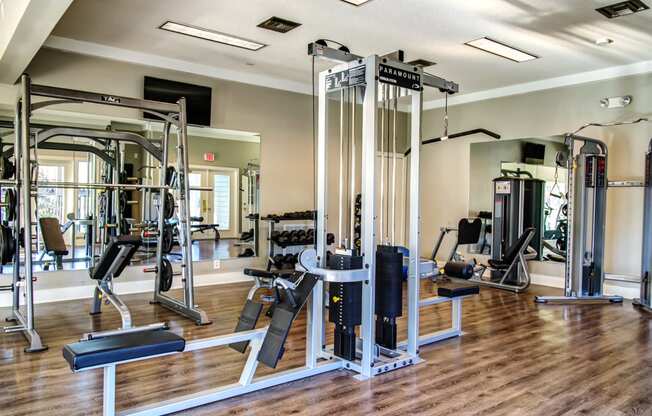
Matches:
[[3, 75, 210, 353]]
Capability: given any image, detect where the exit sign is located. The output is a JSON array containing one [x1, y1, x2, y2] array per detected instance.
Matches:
[[203, 152, 215, 162]]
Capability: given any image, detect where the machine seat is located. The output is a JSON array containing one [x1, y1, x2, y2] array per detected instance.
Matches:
[[489, 227, 535, 269], [437, 285, 480, 298], [63, 330, 185, 371], [39, 217, 69, 256]]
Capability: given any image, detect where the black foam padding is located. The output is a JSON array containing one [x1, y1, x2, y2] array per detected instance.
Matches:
[[257, 274, 318, 368], [375, 246, 403, 318], [229, 300, 264, 353], [90, 235, 142, 280], [62, 330, 185, 371], [457, 218, 482, 245], [257, 306, 293, 368], [437, 285, 479, 298], [444, 261, 474, 279]]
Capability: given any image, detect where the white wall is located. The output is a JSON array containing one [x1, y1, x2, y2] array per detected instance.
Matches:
[[421, 72, 652, 278]]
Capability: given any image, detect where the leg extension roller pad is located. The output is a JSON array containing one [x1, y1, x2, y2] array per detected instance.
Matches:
[[229, 300, 264, 353]]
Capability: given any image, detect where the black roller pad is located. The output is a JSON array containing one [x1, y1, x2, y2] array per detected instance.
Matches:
[[437, 285, 480, 298], [229, 300, 264, 353], [257, 274, 318, 368]]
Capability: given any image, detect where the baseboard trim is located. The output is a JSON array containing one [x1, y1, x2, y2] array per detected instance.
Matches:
[[531, 273, 640, 300], [0, 272, 252, 307]]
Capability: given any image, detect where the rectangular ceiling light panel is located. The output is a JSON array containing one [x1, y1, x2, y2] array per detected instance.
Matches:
[[257, 16, 301, 33], [465, 37, 538, 62], [596, 0, 649, 18], [160, 21, 266, 51]]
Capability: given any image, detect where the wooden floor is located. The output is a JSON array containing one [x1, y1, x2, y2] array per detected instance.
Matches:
[[1, 281, 651, 416]]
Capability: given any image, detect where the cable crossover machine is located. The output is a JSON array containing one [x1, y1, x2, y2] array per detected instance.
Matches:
[[56, 44, 479, 416]]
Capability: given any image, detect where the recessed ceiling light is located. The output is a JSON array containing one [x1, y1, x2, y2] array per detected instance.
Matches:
[[159, 21, 266, 51], [595, 37, 615, 46], [257, 16, 301, 33], [596, 0, 649, 18], [465, 37, 538, 63], [341, 0, 373, 6]]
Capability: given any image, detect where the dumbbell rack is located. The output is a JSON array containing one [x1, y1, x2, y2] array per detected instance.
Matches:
[[262, 214, 316, 271]]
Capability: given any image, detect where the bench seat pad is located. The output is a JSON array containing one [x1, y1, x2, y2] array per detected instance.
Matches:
[[63, 330, 185, 371], [438, 285, 480, 298]]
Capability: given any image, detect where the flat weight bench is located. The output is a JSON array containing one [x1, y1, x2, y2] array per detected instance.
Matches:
[[407, 283, 480, 348], [63, 329, 186, 416]]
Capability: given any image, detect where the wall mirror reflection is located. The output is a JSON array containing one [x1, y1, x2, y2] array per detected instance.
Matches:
[[468, 136, 569, 263], [0, 118, 260, 274]]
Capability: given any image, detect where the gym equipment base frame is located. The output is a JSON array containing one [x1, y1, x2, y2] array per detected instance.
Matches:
[[72, 328, 342, 416], [535, 295, 623, 304]]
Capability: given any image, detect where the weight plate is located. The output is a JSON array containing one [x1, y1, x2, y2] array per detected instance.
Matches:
[[5, 189, 16, 222], [159, 258, 174, 292], [161, 225, 174, 254], [163, 192, 175, 219]]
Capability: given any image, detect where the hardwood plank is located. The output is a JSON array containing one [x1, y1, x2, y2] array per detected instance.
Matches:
[[0, 281, 650, 416]]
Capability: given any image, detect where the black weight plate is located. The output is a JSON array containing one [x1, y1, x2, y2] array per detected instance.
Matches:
[[5, 189, 16, 222], [165, 166, 176, 187], [163, 192, 175, 219], [159, 258, 173, 292], [161, 225, 174, 254]]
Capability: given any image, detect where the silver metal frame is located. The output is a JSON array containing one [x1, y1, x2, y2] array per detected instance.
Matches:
[[469, 229, 535, 293], [314, 54, 465, 379], [535, 135, 623, 304], [3, 75, 210, 352], [61, 50, 468, 415]]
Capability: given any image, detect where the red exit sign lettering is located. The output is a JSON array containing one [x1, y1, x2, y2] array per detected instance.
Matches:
[[203, 152, 215, 162]]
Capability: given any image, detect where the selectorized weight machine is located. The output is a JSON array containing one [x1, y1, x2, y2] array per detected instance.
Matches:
[[634, 139, 652, 312], [58, 44, 477, 415], [535, 135, 623, 304]]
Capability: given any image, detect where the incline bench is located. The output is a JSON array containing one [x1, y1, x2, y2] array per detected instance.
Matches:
[[88, 236, 144, 339], [38, 217, 69, 270]]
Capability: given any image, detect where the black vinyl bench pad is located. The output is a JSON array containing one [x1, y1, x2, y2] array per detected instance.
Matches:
[[437, 285, 480, 298], [63, 330, 185, 371]]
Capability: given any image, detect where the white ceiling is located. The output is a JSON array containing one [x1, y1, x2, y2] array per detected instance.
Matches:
[[50, 0, 652, 102]]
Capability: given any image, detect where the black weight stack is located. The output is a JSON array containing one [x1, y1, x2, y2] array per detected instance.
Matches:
[[375, 245, 403, 350], [328, 253, 363, 361]]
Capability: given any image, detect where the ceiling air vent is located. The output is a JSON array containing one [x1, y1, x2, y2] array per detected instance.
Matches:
[[596, 0, 649, 18], [406, 59, 437, 68], [257, 16, 301, 33]]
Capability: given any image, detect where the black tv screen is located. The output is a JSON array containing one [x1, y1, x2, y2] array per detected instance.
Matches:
[[523, 142, 546, 165], [144, 76, 212, 126]]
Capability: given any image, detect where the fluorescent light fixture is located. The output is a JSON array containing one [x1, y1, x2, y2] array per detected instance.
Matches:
[[341, 0, 373, 5], [465, 37, 538, 63], [160, 21, 266, 51]]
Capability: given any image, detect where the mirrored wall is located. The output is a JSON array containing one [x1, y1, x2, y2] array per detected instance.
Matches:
[[0, 117, 260, 274], [468, 136, 568, 262]]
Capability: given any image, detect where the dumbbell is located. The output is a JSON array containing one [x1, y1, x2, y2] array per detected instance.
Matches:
[[277, 231, 290, 244], [272, 254, 285, 269], [283, 253, 296, 267]]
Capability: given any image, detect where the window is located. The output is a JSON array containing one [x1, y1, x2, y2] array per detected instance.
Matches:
[[213, 174, 230, 230], [77, 161, 91, 232], [37, 165, 64, 221], [188, 172, 203, 220]]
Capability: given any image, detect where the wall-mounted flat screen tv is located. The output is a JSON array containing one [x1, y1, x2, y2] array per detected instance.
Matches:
[[144, 76, 212, 127]]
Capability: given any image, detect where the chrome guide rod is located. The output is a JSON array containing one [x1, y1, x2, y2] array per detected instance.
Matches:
[[379, 83, 385, 244], [350, 88, 356, 250], [391, 86, 397, 246], [337, 89, 344, 247]]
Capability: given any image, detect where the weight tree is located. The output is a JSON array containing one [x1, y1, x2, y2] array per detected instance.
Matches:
[[3, 74, 210, 352]]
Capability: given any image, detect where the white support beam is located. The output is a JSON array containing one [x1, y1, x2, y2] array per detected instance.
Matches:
[[0, 0, 73, 83]]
